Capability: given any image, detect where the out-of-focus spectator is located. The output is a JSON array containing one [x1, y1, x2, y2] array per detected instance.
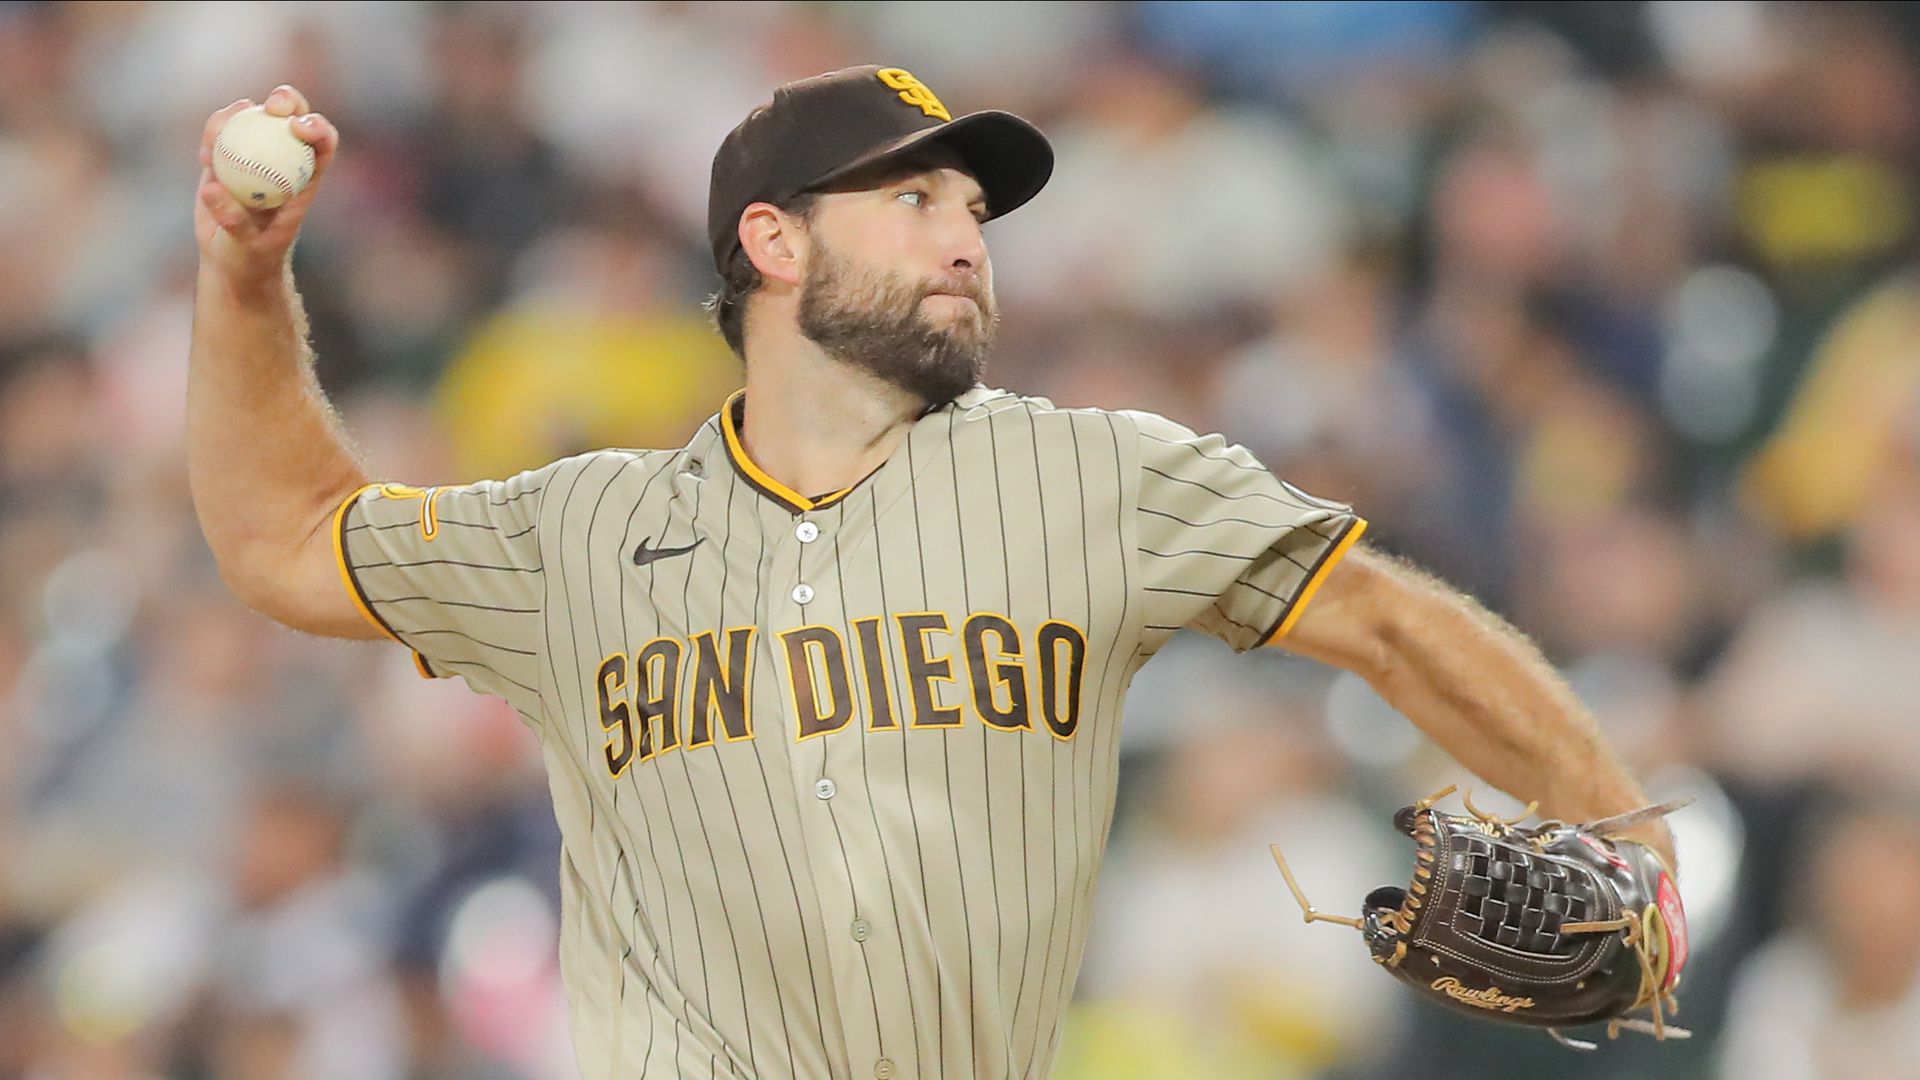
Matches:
[[1209, 255, 1431, 509], [1718, 798, 1920, 1080], [860, 2, 1114, 105], [1514, 504, 1707, 664], [1741, 273, 1920, 543], [1068, 693, 1403, 1078], [1135, 0, 1477, 101], [523, 5, 793, 234], [1703, 462, 1920, 791], [198, 782, 407, 1080], [30, 871, 222, 1080], [433, 220, 739, 478], [992, 56, 1348, 319]]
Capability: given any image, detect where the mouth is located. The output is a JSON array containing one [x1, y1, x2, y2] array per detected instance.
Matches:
[[922, 294, 984, 328]]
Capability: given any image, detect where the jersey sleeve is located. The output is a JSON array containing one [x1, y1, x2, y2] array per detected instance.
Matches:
[[333, 464, 556, 714], [1129, 411, 1367, 652]]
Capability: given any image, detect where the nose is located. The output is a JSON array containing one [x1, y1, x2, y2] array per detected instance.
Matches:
[[940, 208, 987, 274]]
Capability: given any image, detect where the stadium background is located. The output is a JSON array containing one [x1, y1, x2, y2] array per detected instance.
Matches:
[[2, 1, 1917, 1077]]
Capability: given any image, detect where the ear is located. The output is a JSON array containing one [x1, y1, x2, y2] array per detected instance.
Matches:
[[739, 202, 806, 287]]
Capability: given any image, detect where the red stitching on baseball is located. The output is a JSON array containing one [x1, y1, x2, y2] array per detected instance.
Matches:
[[215, 141, 307, 196]]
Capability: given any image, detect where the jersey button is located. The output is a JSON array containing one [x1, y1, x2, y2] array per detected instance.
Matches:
[[850, 918, 871, 942], [792, 583, 815, 605], [796, 521, 820, 543], [874, 1058, 896, 1080], [814, 778, 837, 800]]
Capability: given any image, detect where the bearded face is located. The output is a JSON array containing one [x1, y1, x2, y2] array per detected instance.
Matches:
[[796, 232, 998, 406]]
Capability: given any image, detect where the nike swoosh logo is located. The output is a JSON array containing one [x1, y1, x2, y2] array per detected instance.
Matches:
[[633, 536, 703, 568]]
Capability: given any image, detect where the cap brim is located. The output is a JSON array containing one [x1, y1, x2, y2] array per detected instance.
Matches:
[[807, 110, 1054, 222]]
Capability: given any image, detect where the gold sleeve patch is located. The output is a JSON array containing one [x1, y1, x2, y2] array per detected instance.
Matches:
[[333, 483, 440, 681], [421, 487, 442, 541], [371, 483, 442, 541]]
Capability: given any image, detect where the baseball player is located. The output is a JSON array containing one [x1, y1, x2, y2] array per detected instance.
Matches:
[[188, 69, 1680, 1079]]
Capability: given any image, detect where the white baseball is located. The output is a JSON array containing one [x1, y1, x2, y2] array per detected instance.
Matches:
[[212, 104, 316, 211]]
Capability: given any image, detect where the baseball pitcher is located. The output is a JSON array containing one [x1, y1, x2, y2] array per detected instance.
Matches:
[[188, 68, 1683, 1079]]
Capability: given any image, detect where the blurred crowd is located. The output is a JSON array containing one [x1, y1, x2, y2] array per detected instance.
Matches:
[[5, 2, 1920, 1077]]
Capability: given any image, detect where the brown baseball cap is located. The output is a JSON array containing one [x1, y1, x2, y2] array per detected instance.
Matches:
[[707, 65, 1054, 273]]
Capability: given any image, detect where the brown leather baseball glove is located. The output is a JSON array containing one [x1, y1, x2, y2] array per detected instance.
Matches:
[[1272, 786, 1692, 1051]]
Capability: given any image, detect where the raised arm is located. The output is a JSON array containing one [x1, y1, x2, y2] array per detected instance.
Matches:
[[1276, 544, 1678, 870], [187, 86, 374, 638]]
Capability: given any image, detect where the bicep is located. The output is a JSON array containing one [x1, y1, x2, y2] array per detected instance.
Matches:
[[223, 483, 389, 641], [294, 497, 394, 639], [1267, 544, 1403, 676]]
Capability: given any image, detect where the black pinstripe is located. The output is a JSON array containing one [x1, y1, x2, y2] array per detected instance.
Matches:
[[1044, 411, 1099, 1071], [718, 478, 802, 1077], [1019, 401, 1065, 1072], [906, 432, 983, 1060], [981, 406, 1019, 1079], [377, 595, 540, 613], [584, 455, 696, 1076], [741, 497, 837, 1078], [864, 483, 931, 1079], [615, 450, 693, 1077], [900, 435, 957, 1071], [824, 523, 890, 1068], [1141, 463, 1315, 509]]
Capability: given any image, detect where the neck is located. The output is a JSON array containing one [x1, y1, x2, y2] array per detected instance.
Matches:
[[737, 333, 930, 500]]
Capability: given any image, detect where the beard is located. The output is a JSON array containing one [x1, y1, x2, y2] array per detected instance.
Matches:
[[796, 238, 998, 407]]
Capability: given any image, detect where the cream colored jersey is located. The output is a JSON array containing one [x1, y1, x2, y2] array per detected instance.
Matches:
[[334, 386, 1366, 1080]]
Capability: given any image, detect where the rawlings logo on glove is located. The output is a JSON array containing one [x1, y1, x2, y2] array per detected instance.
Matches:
[[1430, 977, 1536, 1013], [1272, 786, 1693, 1052]]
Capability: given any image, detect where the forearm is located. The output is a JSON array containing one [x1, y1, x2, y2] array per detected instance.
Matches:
[[1366, 571, 1676, 867], [186, 262, 366, 603]]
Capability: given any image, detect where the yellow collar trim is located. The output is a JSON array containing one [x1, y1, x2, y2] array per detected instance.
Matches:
[[720, 390, 857, 514]]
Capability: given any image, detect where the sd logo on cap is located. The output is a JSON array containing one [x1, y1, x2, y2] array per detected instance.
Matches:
[[706, 64, 1054, 273], [876, 68, 951, 121]]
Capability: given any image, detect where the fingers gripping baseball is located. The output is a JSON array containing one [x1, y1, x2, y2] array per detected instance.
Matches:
[[194, 85, 338, 280]]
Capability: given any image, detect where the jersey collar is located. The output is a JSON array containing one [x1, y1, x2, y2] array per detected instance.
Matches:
[[718, 389, 879, 514], [704, 384, 1006, 523]]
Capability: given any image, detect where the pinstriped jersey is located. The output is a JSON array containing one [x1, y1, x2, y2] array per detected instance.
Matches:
[[334, 385, 1366, 1080]]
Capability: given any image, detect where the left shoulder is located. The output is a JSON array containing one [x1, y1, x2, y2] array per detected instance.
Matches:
[[945, 385, 1044, 419], [945, 387, 1183, 436], [942, 385, 1119, 433]]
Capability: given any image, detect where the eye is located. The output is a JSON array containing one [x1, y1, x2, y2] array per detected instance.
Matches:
[[896, 189, 927, 208]]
